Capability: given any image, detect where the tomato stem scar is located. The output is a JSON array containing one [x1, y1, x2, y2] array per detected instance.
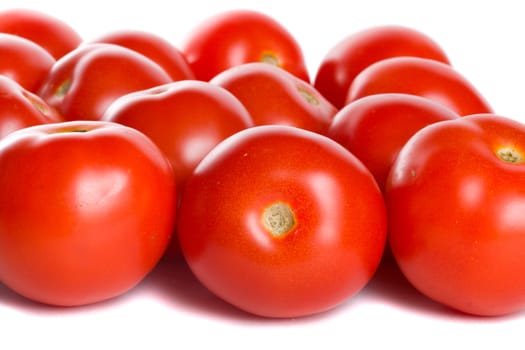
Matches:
[[55, 79, 72, 98], [262, 202, 296, 238], [21, 91, 48, 115], [496, 147, 524, 164], [297, 87, 320, 106], [53, 127, 90, 134], [148, 86, 169, 95], [260, 52, 280, 66]]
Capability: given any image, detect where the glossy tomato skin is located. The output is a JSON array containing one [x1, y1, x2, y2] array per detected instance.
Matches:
[[0, 33, 56, 93], [314, 25, 450, 109], [0, 8, 81, 59], [0, 121, 176, 306], [386, 114, 525, 316], [103, 80, 254, 258], [328, 93, 459, 191], [104, 80, 253, 191], [0, 76, 62, 139], [178, 125, 387, 318], [90, 29, 195, 81], [346, 56, 493, 116], [211, 63, 336, 135], [39, 43, 172, 121], [182, 10, 309, 82]]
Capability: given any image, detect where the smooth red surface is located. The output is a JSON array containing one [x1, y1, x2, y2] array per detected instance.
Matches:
[[346, 56, 493, 116], [39, 43, 172, 121], [0, 121, 176, 306], [314, 25, 450, 109], [178, 125, 387, 318], [0, 75, 62, 139], [386, 114, 525, 316], [0, 8, 81, 59], [90, 29, 195, 81], [182, 9, 309, 82], [104, 80, 252, 191], [211, 62, 336, 135], [103, 80, 254, 258], [0, 33, 55, 93], [328, 93, 459, 191]]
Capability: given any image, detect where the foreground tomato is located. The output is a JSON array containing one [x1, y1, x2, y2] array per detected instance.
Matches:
[[0, 121, 176, 306], [211, 63, 336, 134], [346, 56, 493, 116], [0, 8, 81, 59], [103, 80, 254, 258], [90, 29, 195, 81], [314, 25, 450, 109], [178, 125, 387, 318], [39, 43, 172, 121], [182, 9, 309, 82], [328, 93, 459, 191], [0, 33, 55, 93], [386, 114, 525, 316], [0, 76, 62, 139]]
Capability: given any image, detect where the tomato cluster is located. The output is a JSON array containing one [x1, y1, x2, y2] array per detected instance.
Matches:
[[0, 8, 523, 319]]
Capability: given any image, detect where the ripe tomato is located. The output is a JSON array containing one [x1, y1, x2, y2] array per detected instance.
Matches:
[[327, 93, 459, 191], [0, 121, 176, 306], [386, 114, 525, 316], [0, 76, 62, 139], [89, 29, 195, 81], [104, 80, 252, 190], [0, 33, 55, 93], [346, 56, 493, 116], [178, 125, 387, 318], [181, 10, 309, 82], [39, 43, 172, 121], [314, 25, 450, 109], [210, 62, 336, 135], [103, 80, 254, 258], [0, 8, 81, 59]]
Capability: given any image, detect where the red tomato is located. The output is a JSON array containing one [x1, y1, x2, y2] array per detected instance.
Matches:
[[0, 120, 176, 306], [181, 10, 309, 82], [89, 29, 195, 81], [0, 8, 81, 59], [104, 80, 252, 190], [103, 80, 254, 258], [386, 114, 525, 316], [210, 63, 336, 135], [178, 125, 387, 318], [39, 43, 172, 121], [0, 76, 62, 139], [327, 93, 459, 191], [314, 25, 450, 109], [0, 33, 55, 93], [346, 56, 493, 116]]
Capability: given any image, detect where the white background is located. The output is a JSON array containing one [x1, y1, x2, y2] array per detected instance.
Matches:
[[1, 1, 525, 349]]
